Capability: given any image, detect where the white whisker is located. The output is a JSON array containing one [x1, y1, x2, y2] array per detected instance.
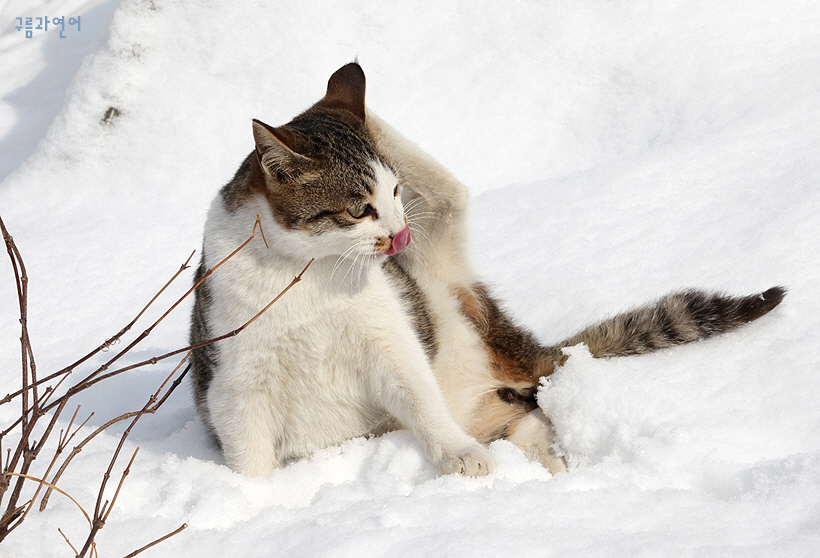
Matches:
[[356, 255, 368, 290], [406, 211, 441, 222], [402, 197, 427, 212], [329, 244, 360, 286], [408, 224, 434, 250], [339, 248, 363, 286]]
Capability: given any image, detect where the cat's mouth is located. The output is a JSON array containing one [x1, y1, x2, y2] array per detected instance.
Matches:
[[383, 225, 411, 256]]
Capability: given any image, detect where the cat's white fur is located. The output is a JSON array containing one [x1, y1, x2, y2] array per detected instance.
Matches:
[[200, 110, 563, 477]]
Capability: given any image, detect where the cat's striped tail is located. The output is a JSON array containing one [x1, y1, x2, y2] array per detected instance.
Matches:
[[454, 283, 785, 428], [455, 283, 785, 397], [536, 286, 786, 374]]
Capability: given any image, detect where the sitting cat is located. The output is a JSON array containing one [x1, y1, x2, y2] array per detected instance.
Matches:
[[190, 62, 784, 477]]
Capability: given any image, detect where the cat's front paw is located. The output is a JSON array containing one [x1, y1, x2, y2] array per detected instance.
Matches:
[[224, 446, 281, 477], [436, 442, 495, 477]]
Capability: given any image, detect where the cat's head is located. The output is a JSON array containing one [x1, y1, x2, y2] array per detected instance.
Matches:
[[251, 63, 410, 262]]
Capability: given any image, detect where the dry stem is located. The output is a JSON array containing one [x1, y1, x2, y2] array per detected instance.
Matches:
[[3, 473, 91, 526], [58, 527, 79, 555], [0, 213, 307, 554], [123, 523, 187, 558], [0, 252, 195, 407], [39, 368, 183, 512]]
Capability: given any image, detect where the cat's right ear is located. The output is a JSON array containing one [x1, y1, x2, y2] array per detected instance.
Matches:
[[252, 119, 311, 179]]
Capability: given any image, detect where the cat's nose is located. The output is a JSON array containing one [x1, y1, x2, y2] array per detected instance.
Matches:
[[384, 225, 411, 256]]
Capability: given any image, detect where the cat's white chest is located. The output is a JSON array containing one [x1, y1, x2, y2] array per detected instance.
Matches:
[[204, 246, 407, 464]]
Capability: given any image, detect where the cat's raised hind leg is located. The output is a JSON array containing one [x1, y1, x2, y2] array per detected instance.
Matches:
[[367, 110, 469, 221], [366, 110, 473, 280]]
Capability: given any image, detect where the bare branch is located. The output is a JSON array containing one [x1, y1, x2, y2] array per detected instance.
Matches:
[[3, 473, 91, 526], [0, 502, 26, 533], [78, 356, 190, 558], [76, 256, 314, 392], [1, 398, 66, 535], [0, 214, 309, 554], [18, 406, 94, 524], [0, 215, 34, 421], [58, 527, 79, 556], [64, 411, 95, 452], [0, 214, 35, 509], [0, 251, 195, 407], [40, 364, 187, 512], [21, 214, 267, 418], [122, 523, 187, 558], [73, 215, 267, 392], [102, 447, 139, 523]]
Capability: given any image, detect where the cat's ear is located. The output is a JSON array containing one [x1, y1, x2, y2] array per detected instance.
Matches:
[[252, 119, 311, 178], [318, 62, 366, 121]]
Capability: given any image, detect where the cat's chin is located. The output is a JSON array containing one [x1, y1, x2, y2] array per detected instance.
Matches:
[[335, 251, 387, 264]]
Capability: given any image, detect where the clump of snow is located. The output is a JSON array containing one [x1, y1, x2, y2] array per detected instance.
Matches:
[[1, 0, 819, 556]]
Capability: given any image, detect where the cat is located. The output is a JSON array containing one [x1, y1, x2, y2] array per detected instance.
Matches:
[[189, 62, 785, 477]]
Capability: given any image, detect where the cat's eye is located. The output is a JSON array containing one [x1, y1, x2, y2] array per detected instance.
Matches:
[[348, 205, 367, 219], [393, 184, 400, 197], [348, 203, 377, 219]]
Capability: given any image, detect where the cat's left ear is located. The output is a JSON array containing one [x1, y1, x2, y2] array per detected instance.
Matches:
[[318, 62, 366, 121], [252, 119, 312, 179]]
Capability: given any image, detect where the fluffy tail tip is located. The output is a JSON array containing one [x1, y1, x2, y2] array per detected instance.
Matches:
[[743, 286, 786, 322]]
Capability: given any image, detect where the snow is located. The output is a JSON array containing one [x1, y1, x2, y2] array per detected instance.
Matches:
[[1, 0, 819, 556]]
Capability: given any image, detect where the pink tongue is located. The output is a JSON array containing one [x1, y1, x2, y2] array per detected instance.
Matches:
[[384, 225, 411, 256]]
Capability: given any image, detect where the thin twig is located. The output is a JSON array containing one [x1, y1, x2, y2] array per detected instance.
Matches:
[[19, 407, 93, 523], [0, 377, 60, 440], [1, 399, 66, 535], [64, 411, 95, 452], [58, 527, 79, 555], [122, 523, 187, 558], [16, 412, 77, 524], [78, 256, 314, 392], [0, 214, 34, 515], [0, 502, 26, 532], [77, 216, 265, 388], [1, 216, 33, 422], [1, 214, 307, 554], [0, 251, 195, 407], [40, 364, 187, 512], [37, 215, 267, 415], [102, 447, 139, 523], [3, 473, 91, 525], [78, 356, 190, 558], [59, 406, 82, 448]]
